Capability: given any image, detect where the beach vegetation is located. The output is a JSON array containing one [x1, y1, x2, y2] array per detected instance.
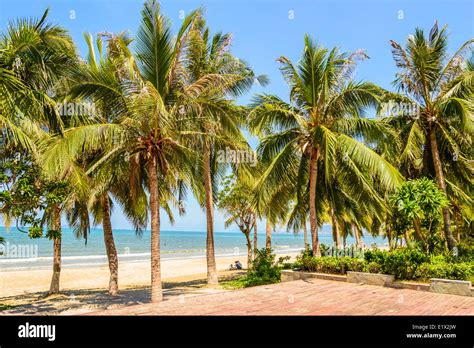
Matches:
[[293, 247, 474, 281], [0, 1, 472, 303]]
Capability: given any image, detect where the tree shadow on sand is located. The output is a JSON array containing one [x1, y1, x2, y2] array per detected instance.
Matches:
[[0, 272, 246, 315]]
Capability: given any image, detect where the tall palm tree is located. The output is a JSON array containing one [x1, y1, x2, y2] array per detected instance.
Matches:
[[183, 17, 267, 284], [386, 22, 473, 250], [249, 35, 403, 256], [42, 1, 235, 303], [63, 32, 149, 296]]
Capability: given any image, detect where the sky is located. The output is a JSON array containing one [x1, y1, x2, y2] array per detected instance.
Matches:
[[0, 0, 473, 232]]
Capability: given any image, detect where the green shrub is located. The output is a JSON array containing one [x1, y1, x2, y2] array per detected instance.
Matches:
[[297, 256, 366, 274], [457, 243, 474, 262], [363, 249, 387, 265], [240, 248, 286, 287], [381, 248, 427, 280], [320, 257, 345, 274], [445, 243, 474, 263], [296, 245, 471, 282], [415, 262, 473, 281], [343, 257, 366, 272], [365, 261, 381, 273]]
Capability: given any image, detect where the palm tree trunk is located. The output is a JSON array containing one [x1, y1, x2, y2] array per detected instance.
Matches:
[[265, 219, 272, 250], [454, 210, 462, 242], [386, 230, 391, 250], [309, 148, 321, 257], [102, 195, 119, 296], [203, 142, 218, 284], [404, 231, 410, 248], [303, 221, 308, 247], [244, 232, 252, 269], [49, 205, 61, 294], [429, 129, 456, 250], [253, 219, 258, 258], [330, 208, 341, 248], [148, 156, 162, 303], [413, 218, 427, 252], [353, 224, 361, 248]]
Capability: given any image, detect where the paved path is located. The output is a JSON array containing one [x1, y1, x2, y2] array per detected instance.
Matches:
[[87, 279, 474, 315]]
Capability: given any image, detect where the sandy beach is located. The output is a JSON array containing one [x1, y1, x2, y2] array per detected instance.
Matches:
[[0, 252, 299, 299]]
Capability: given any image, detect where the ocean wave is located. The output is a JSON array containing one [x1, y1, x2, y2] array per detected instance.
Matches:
[[0, 252, 152, 264]]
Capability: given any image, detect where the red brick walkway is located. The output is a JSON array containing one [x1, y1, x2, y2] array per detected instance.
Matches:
[[87, 279, 474, 315]]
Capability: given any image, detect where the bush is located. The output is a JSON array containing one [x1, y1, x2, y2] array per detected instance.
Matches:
[[295, 245, 471, 282], [365, 261, 381, 273], [240, 248, 286, 287], [363, 249, 387, 265], [445, 243, 474, 263], [381, 248, 428, 280], [415, 262, 473, 281], [296, 256, 366, 274], [343, 257, 366, 272]]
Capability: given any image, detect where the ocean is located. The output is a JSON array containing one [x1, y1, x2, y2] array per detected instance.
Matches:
[[0, 226, 387, 270]]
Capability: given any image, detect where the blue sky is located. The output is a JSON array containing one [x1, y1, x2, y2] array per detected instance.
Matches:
[[1, 0, 472, 232]]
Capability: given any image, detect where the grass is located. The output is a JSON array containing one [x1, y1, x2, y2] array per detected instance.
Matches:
[[220, 276, 248, 290]]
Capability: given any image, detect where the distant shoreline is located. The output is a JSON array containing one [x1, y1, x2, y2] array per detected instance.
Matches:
[[0, 247, 305, 272]]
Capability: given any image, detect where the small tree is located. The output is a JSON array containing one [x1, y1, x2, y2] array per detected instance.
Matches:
[[390, 177, 449, 253], [0, 153, 69, 293], [216, 174, 257, 268]]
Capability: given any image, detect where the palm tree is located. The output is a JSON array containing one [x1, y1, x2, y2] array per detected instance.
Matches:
[[249, 35, 403, 256], [183, 17, 267, 284], [64, 32, 149, 296], [42, 1, 229, 303], [0, 8, 77, 294], [386, 22, 473, 250]]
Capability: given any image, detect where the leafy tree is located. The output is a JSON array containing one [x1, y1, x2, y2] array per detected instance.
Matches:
[[390, 177, 449, 253], [217, 174, 257, 268], [0, 8, 78, 293]]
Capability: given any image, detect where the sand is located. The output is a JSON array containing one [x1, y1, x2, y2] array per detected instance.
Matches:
[[0, 252, 299, 299]]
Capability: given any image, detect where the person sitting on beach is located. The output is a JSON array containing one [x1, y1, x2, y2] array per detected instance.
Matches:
[[235, 260, 242, 270]]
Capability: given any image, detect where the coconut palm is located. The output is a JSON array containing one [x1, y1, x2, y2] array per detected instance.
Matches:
[[183, 17, 268, 283], [41, 1, 236, 303], [61, 32, 150, 296], [249, 35, 403, 256], [385, 22, 473, 250]]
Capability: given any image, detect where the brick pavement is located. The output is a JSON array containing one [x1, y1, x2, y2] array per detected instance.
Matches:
[[87, 278, 474, 315]]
